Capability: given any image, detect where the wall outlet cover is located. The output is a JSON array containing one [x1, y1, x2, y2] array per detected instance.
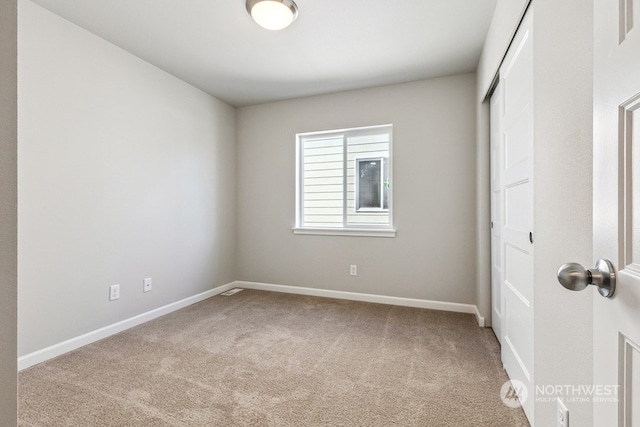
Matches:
[[109, 284, 120, 301], [557, 398, 569, 427]]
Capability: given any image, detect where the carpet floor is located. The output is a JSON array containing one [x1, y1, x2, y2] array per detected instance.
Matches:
[[18, 289, 529, 426]]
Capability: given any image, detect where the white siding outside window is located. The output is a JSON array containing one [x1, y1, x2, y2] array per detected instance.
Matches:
[[294, 125, 395, 237], [301, 136, 344, 227]]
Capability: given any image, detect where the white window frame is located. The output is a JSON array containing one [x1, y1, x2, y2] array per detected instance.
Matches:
[[293, 124, 395, 238]]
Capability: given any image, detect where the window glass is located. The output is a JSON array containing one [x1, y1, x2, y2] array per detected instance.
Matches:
[[358, 159, 381, 209], [356, 158, 387, 210]]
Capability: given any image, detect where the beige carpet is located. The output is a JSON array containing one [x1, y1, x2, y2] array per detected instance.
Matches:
[[19, 289, 529, 426]]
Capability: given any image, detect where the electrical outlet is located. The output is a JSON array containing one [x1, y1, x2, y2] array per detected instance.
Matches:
[[350, 265, 357, 276], [109, 284, 120, 301], [143, 277, 152, 293], [557, 398, 569, 427]]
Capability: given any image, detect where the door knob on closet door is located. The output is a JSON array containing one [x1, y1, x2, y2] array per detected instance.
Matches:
[[556, 259, 616, 298]]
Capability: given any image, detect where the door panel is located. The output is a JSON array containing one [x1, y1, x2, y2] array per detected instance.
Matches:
[[505, 183, 532, 230], [504, 244, 533, 302], [504, 105, 533, 169], [623, 98, 640, 271], [490, 82, 503, 343], [503, 288, 533, 378], [593, 0, 640, 425], [497, 8, 534, 423]]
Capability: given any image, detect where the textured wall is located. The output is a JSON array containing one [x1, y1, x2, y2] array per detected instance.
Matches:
[[237, 74, 477, 305], [532, 1, 594, 425], [18, 1, 237, 356]]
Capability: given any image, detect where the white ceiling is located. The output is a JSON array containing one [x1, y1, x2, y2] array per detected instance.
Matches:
[[29, 0, 498, 107]]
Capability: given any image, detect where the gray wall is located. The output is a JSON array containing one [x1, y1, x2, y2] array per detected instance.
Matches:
[[0, 0, 17, 423], [18, 1, 237, 356], [532, 0, 593, 425], [237, 75, 478, 304]]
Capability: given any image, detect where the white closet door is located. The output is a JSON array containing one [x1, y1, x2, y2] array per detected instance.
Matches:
[[490, 82, 503, 344], [491, 6, 534, 424], [494, 8, 535, 423]]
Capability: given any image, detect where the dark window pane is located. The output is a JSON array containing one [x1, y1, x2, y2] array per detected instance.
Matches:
[[358, 160, 381, 209]]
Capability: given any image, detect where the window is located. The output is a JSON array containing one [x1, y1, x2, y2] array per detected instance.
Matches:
[[294, 124, 394, 237]]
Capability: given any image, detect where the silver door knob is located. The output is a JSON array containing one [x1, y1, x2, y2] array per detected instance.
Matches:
[[556, 259, 616, 298]]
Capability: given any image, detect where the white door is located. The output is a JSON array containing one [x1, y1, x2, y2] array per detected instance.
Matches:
[[490, 82, 503, 344], [496, 9, 534, 422], [593, 0, 640, 424]]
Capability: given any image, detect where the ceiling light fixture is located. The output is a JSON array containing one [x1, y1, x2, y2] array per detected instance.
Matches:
[[246, 0, 299, 31]]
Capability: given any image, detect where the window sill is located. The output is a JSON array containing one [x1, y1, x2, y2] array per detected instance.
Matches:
[[292, 227, 396, 238]]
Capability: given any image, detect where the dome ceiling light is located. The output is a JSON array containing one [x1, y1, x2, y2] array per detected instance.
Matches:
[[246, 0, 299, 31]]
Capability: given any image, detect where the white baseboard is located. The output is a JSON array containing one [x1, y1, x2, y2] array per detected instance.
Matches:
[[235, 281, 485, 327], [474, 307, 486, 327], [18, 282, 236, 371]]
